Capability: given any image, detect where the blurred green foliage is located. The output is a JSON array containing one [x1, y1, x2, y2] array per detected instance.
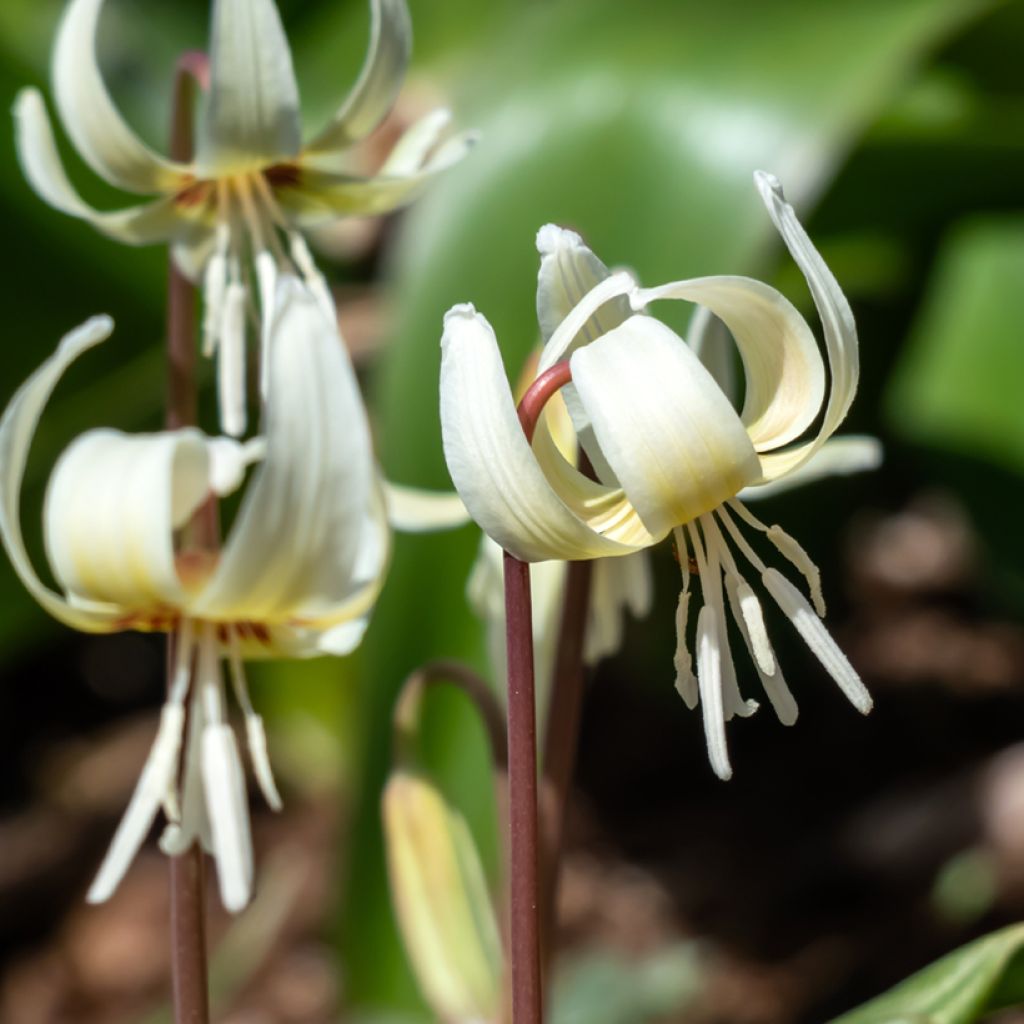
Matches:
[[831, 923, 1024, 1023], [2, 0, 1024, 1021]]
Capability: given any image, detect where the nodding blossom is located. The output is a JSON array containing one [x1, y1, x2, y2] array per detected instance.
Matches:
[[440, 172, 882, 779]]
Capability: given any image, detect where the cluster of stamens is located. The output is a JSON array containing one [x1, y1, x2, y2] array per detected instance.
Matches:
[[175, 169, 333, 437], [671, 498, 871, 779]]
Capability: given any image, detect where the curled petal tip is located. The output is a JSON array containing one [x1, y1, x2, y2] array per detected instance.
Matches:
[[443, 302, 479, 325], [535, 223, 583, 256], [753, 168, 784, 200]]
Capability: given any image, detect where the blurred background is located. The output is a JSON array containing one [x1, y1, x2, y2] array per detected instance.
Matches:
[[2, 0, 1024, 1020]]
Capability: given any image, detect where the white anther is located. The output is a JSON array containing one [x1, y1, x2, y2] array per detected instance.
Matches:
[[767, 525, 826, 617], [762, 568, 871, 714], [218, 283, 248, 437]]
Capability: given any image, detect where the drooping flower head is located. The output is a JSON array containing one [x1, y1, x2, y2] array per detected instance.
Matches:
[[14, 0, 476, 435], [0, 278, 388, 910], [440, 172, 882, 779]]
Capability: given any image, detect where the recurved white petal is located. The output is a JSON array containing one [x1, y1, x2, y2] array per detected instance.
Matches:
[[304, 0, 412, 160], [44, 428, 210, 611], [571, 316, 761, 538], [278, 129, 476, 227], [195, 0, 302, 176], [635, 273, 825, 456], [234, 613, 375, 661], [379, 108, 454, 176], [439, 304, 643, 563], [14, 90, 183, 244], [532, 227, 632, 485], [383, 480, 469, 532], [740, 435, 882, 501], [687, 305, 738, 405], [51, 0, 187, 193], [0, 316, 126, 632], [535, 224, 631, 346], [192, 277, 386, 626], [753, 170, 860, 479]]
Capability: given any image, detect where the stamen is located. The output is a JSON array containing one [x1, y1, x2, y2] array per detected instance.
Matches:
[[697, 517, 757, 722], [766, 525, 826, 617], [201, 222, 230, 357], [160, 687, 211, 856], [673, 590, 697, 708], [197, 626, 254, 913], [88, 623, 197, 902], [227, 635, 283, 811], [162, 619, 196, 822], [728, 500, 826, 615], [87, 703, 186, 903], [218, 283, 248, 437], [723, 575, 798, 726], [287, 232, 336, 321], [201, 723, 254, 913], [761, 568, 872, 714], [716, 504, 767, 574], [704, 516, 775, 677], [671, 527, 697, 707], [695, 605, 731, 781], [254, 250, 278, 399]]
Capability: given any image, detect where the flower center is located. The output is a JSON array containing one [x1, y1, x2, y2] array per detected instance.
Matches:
[[175, 169, 332, 438]]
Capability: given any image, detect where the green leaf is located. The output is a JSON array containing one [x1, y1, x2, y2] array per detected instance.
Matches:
[[829, 923, 1024, 1024], [343, 0, 997, 1010], [886, 217, 1024, 476]]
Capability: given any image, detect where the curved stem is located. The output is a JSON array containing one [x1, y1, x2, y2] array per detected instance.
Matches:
[[503, 360, 573, 1024]]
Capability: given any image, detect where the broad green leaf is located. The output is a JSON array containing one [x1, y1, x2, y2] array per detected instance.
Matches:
[[886, 217, 1024, 476], [344, 0, 996, 1010], [829, 923, 1024, 1024]]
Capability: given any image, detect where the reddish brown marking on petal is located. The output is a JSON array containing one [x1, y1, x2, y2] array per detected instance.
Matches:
[[264, 163, 302, 189], [252, 623, 271, 645], [175, 178, 213, 209], [216, 624, 229, 644]]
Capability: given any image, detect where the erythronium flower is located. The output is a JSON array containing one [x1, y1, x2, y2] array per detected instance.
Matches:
[[440, 171, 882, 780], [14, 0, 475, 436], [0, 278, 388, 910]]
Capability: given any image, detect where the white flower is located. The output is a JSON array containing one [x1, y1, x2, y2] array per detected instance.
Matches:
[[0, 278, 388, 910], [440, 172, 882, 780], [14, 0, 476, 436]]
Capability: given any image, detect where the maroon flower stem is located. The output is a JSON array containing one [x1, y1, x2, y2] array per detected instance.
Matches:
[[504, 361, 573, 1024], [166, 52, 211, 1024], [540, 551, 591, 963]]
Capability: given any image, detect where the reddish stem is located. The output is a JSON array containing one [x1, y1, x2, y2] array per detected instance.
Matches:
[[166, 53, 211, 1024], [503, 360, 573, 1024], [540, 553, 591, 960]]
